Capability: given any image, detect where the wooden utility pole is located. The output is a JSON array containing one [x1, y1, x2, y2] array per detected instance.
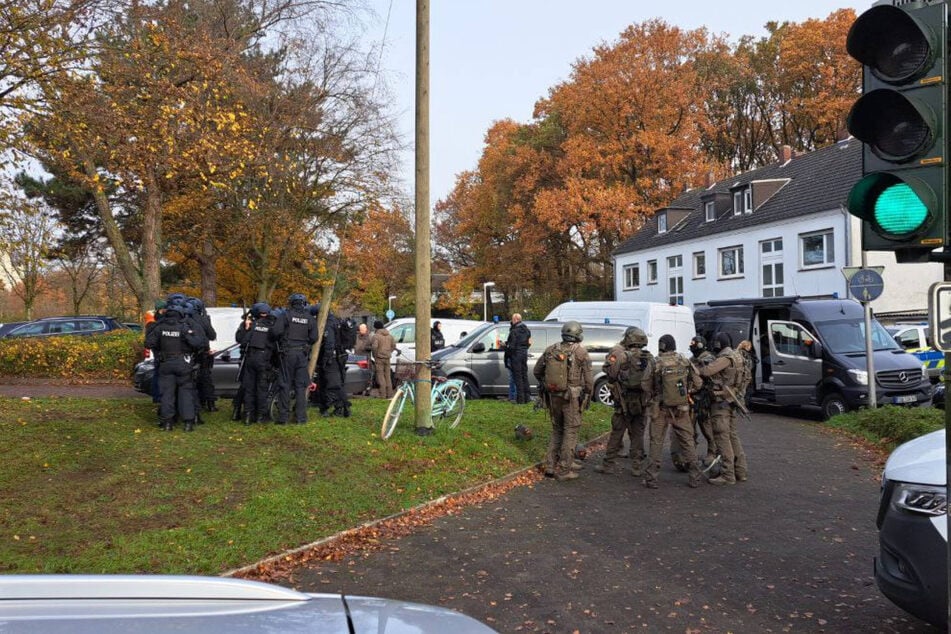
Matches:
[[414, 0, 432, 431]]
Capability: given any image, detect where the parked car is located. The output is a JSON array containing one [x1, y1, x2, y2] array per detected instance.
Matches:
[[385, 317, 486, 360], [0, 321, 26, 337], [0, 574, 498, 633], [875, 429, 946, 628], [122, 322, 143, 332], [430, 321, 630, 405], [886, 323, 943, 381], [133, 343, 372, 399], [3, 316, 127, 339]]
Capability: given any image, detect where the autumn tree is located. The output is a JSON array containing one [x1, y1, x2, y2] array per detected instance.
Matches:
[[0, 182, 59, 319], [340, 202, 414, 314]]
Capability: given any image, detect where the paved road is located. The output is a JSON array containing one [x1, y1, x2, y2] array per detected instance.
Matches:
[[288, 411, 939, 633]]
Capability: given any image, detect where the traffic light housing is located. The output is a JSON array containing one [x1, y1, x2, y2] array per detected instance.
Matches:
[[846, 2, 947, 263]]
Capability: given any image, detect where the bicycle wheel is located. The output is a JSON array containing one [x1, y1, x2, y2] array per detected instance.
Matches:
[[381, 386, 409, 440], [435, 383, 465, 429]]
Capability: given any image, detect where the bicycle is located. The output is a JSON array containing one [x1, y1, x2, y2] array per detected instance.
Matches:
[[381, 357, 466, 440]]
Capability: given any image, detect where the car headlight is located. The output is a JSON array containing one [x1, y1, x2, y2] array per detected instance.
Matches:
[[922, 366, 929, 382], [894, 483, 947, 516], [847, 368, 868, 385]]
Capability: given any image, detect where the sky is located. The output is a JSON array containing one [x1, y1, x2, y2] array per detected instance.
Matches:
[[364, 0, 871, 207]]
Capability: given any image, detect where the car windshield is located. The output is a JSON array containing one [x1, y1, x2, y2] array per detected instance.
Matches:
[[452, 323, 495, 348], [813, 317, 901, 354]]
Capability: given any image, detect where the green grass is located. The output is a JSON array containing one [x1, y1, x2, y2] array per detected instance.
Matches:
[[0, 396, 611, 575], [825, 404, 944, 451]]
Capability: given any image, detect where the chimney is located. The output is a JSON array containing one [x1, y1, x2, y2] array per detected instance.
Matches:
[[780, 145, 793, 163], [705, 171, 716, 188]]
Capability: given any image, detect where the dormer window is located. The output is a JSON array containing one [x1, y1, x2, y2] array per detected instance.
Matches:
[[658, 212, 668, 234], [733, 187, 752, 215], [733, 191, 742, 216], [704, 201, 715, 222], [743, 188, 752, 214]]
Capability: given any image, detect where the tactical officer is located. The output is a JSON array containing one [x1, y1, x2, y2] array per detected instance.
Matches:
[[145, 300, 208, 431], [533, 321, 594, 482], [236, 302, 283, 425], [313, 308, 346, 416], [669, 335, 718, 468], [697, 332, 748, 485], [644, 334, 702, 489], [595, 326, 653, 477], [187, 298, 218, 413], [278, 293, 317, 424]]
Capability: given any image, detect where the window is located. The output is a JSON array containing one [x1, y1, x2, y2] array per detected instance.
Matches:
[[760, 238, 783, 297], [623, 263, 640, 290], [704, 201, 716, 222], [743, 188, 752, 213], [761, 238, 782, 254], [800, 230, 835, 267], [476, 326, 509, 352], [390, 324, 414, 343], [718, 246, 744, 278], [668, 276, 684, 305], [647, 260, 658, 284], [667, 254, 682, 269], [658, 213, 667, 234], [733, 191, 742, 216], [693, 252, 706, 278]]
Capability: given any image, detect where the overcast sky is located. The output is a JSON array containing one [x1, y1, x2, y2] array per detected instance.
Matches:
[[364, 0, 870, 206]]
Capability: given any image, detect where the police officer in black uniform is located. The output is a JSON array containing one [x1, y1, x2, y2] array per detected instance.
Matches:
[[145, 300, 208, 432], [315, 307, 347, 417], [187, 298, 218, 412], [235, 303, 283, 425], [278, 293, 317, 424]]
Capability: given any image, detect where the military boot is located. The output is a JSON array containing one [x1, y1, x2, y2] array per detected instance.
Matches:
[[184, 420, 195, 432], [243, 414, 254, 426], [205, 400, 218, 412], [161, 419, 173, 432], [231, 403, 243, 421]]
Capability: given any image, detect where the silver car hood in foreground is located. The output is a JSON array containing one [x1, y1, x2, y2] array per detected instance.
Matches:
[[0, 575, 498, 634]]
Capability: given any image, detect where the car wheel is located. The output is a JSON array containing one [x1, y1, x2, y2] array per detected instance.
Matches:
[[457, 376, 480, 400], [821, 392, 848, 420], [594, 378, 613, 407]]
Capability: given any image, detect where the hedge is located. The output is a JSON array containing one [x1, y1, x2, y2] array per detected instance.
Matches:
[[827, 404, 944, 450], [0, 330, 144, 380]]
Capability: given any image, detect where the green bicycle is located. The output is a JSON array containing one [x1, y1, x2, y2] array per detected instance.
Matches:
[[381, 358, 466, 440]]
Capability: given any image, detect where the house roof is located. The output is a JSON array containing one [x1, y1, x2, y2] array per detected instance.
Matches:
[[613, 139, 862, 256]]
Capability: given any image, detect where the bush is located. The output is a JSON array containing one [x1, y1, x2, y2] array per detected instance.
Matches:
[[828, 405, 943, 449], [0, 330, 143, 380]]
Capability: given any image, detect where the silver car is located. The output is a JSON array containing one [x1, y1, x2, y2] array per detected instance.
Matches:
[[0, 575, 498, 633]]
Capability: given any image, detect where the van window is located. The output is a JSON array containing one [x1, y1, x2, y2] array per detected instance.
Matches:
[[770, 322, 811, 357], [475, 326, 509, 352], [390, 324, 414, 343], [583, 328, 622, 353], [813, 318, 900, 354], [894, 328, 923, 349]]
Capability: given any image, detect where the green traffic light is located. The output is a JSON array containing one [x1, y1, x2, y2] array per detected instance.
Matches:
[[874, 182, 929, 235]]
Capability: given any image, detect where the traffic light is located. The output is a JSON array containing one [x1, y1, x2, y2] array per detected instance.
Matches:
[[845, 2, 947, 263]]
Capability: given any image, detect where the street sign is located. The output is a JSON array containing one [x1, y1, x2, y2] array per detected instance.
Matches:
[[385, 309, 395, 321], [928, 282, 951, 351], [847, 268, 885, 302]]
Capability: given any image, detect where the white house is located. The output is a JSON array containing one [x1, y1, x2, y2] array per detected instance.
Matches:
[[611, 139, 942, 321]]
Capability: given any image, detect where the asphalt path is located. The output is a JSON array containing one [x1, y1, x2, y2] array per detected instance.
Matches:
[[288, 409, 940, 633]]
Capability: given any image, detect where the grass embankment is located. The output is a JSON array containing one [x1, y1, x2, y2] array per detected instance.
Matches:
[[0, 396, 611, 575], [826, 404, 944, 452]]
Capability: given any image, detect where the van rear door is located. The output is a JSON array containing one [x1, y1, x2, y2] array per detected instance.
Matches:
[[767, 320, 822, 405]]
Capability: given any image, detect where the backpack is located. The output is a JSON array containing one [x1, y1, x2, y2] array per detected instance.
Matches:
[[658, 355, 689, 407], [618, 350, 649, 391], [336, 317, 357, 353], [543, 343, 572, 393], [733, 349, 752, 391]]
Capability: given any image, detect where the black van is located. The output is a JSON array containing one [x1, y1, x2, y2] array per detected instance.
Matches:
[[694, 297, 932, 419]]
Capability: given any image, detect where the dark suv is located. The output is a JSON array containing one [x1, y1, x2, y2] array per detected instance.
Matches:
[[3, 316, 127, 338]]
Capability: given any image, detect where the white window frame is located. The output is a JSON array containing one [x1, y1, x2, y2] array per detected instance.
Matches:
[[668, 275, 684, 305], [743, 188, 752, 213], [623, 263, 640, 290], [693, 251, 706, 279], [704, 201, 716, 222], [657, 212, 667, 234], [800, 229, 835, 268], [733, 191, 742, 216], [667, 254, 682, 269], [647, 260, 658, 285], [718, 245, 744, 279]]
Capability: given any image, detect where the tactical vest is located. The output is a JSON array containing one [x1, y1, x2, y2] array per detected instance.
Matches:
[[657, 353, 690, 407], [286, 310, 311, 345], [248, 321, 272, 349], [712, 349, 738, 391], [619, 349, 649, 391], [159, 322, 184, 357]]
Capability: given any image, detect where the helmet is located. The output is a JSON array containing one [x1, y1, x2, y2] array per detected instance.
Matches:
[[689, 335, 706, 357], [191, 298, 205, 314], [561, 320, 584, 342], [712, 332, 732, 352], [166, 292, 186, 304], [574, 443, 588, 460], [289, 293, 307, 307], [308, 303, 320, 317], [622, 326, 648, 348], [250, 302, 271, 318], [514, 424, 533, 441], [658, 334, 676, 352]]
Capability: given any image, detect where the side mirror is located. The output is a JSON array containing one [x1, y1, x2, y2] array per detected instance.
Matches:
[[808, 340, 823, 359], [220, 353, 231, 362], [472, 342, 485, 353]]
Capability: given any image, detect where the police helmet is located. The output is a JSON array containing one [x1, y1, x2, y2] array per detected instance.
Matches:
[[182, 301, 197, 317], [165, 302, 184, 317], [622, 326, 648, 348], [166, 292, 186, 303], [658, 334, 677, 352], [561, 320, 584, 342], [191, 298, 205, 314], [289, 293, 307, 307], [514, 424, 533, 441], [251, 302, 271, 318], [712, 332, 732, 352], [308, 303, 320, 317]]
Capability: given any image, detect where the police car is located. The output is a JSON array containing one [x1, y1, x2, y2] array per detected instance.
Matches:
[[887, 324, 943, 381]]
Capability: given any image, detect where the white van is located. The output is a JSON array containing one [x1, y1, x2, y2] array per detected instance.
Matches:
[[544, 301, 695, 356], [205, 307, 245, 352], [875, 429, 946, 627], [385, 318, 486, 360]]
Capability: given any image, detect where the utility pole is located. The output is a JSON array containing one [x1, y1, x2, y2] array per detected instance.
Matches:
[[414, 0, 432, 432]]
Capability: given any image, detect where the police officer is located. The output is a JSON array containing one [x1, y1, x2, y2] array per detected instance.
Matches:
[[697, 333, 748, 485], [644, 334, 702, 489], [145, 300, 208, 431], [188, 298, 218, 413], [279, 294, 317, 424], [236, 302, 282, 425], [533, 321, 593, 482], [669, 335, 718, 468], [595, 327, 653, 476]]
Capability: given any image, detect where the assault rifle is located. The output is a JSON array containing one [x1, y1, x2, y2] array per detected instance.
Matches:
[[721, 384, 749, 416]]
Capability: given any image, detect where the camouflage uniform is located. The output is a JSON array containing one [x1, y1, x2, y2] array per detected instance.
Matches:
[[671, 344, 717, 466], [644, 341, 702, 488], [596, 335, 654, 476], [533, 331, 594, 481], [698, 339, 748, 485]]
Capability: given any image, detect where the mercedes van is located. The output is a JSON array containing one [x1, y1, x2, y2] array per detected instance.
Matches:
[[875, 429, 946, 628], [694, 297, 932, 419], [544, 301, 694, 356], [431, 321, 630, 405]]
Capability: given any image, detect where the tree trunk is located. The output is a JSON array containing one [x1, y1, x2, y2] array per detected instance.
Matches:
[[198, 235, 218, 306], [141, 170, 164, 314]]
